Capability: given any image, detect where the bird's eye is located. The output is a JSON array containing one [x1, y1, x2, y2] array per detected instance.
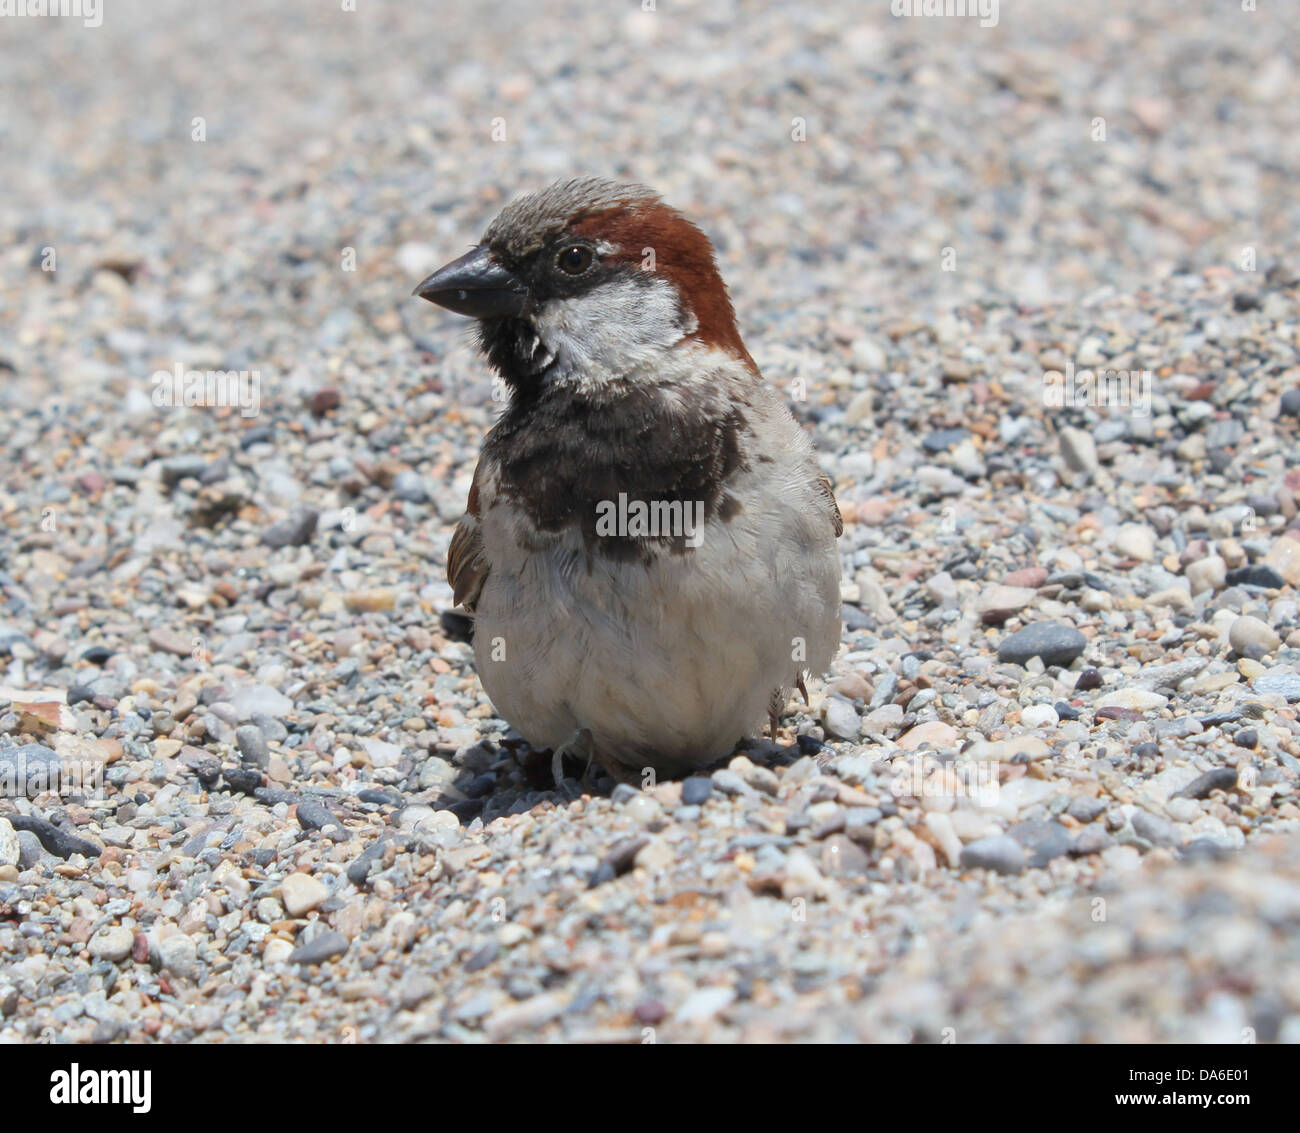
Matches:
[[556, 245, 594, 275]]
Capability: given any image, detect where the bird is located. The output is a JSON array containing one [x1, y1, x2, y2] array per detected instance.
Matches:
[[413, 177, 842, 785]]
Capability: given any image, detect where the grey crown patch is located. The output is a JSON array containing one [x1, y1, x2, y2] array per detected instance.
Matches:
[[483, 177, 660, 259]]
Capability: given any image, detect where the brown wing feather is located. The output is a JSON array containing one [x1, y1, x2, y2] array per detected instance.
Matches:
[[818, 471, 844, 538], [447, 464, 489, 611]]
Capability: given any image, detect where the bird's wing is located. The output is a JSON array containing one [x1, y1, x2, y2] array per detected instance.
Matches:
[[447, 462, 490, 612], [817, 470, 844, 538]]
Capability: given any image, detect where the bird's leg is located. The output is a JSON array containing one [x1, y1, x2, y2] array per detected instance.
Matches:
[[768, 686, 785, 739], [551, 727, 594, 792]]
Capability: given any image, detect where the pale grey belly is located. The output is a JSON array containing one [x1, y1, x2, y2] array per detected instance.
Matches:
[[472, 526, 839, 775]]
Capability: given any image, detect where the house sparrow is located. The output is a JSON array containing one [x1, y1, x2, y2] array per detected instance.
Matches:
[[414, 177, 841, 783]]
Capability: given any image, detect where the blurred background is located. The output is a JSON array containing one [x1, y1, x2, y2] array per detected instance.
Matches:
[[2, 0, 1298, 406]]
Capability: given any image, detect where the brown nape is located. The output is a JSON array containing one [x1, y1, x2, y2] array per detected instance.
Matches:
[[572, 203, 758, 373]]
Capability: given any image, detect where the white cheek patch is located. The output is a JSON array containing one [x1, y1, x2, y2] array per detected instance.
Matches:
[[532, 275, 688, 385]]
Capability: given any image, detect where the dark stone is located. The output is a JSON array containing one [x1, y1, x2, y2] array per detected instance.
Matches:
[[222, 768, 262, 794], [997, 622, 1087, 668], [356, 789, 401, 807], [681, 777, 714, 805], [1225, 565, 1286, 590], [795, 734, 824, 755], [1134, 742, 1160, 759], [1279, 388, 1300, 417], [1006, 820, 1073, 867], [296, 801, 341, 833], [1234, 728, 1258, 749], [1198, 711, 1242, 728], [1097, 706, 1143, 721], [180, 750, 221, 786], [590, 835, 650, 885], [346, 836, 405, 886], [462, 773, 496, 799], [290, 930, 348, 965], [445, 799, 482, 823], [252, 787, 299, 805], [7, 813, 101, 859], [610, 783, 640, 805], [80, 645, 114, 665], [1074, 668, 1104, 691], [308, 388, 341, 416], [160, 455, 209, 487], [240, 424, 274, 448], [1231, 290, 1260, 312], [1175, 766, 1238, 800], [261, 507, 319, 549], [1054, 700, 1080, 721]]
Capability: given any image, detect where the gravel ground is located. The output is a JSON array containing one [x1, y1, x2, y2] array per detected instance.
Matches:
[[2, 1, 1300, 1043]]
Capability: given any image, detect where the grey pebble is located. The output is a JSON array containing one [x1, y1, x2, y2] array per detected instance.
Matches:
[[1175, 767, 1237, 800], [0, 743, 60, 797], [1071, 825, 1114, 856], [681, 777, 713, 805], [960, 835, 1026, 875], [1066, 795, 1107, 823], [1007, 820, 1073, 867], [711, 769, 755, 797], [822, 696, 861, 740], [997, 622, 1087, 668], [296, 800, 342, 833], [235, 724, 270, 767], [261, 506, 319, 549], [290, 931, 349, 965], [1253, 669, 1300, 702], [1132, 809, 1179, 847]]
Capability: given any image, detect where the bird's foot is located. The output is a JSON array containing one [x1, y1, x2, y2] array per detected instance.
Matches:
[[550, 727, 595, 794]]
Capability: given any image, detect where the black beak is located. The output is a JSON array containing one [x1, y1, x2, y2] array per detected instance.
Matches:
[[412, 245, 527, 319]]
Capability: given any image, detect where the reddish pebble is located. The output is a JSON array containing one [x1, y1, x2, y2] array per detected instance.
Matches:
[[1003, 567, 1048, 588], [309, 387, 341, 415], [77, 471, 107, 494]]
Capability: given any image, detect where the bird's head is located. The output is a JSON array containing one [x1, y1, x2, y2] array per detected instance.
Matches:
[[413, 177, 754, 393]]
